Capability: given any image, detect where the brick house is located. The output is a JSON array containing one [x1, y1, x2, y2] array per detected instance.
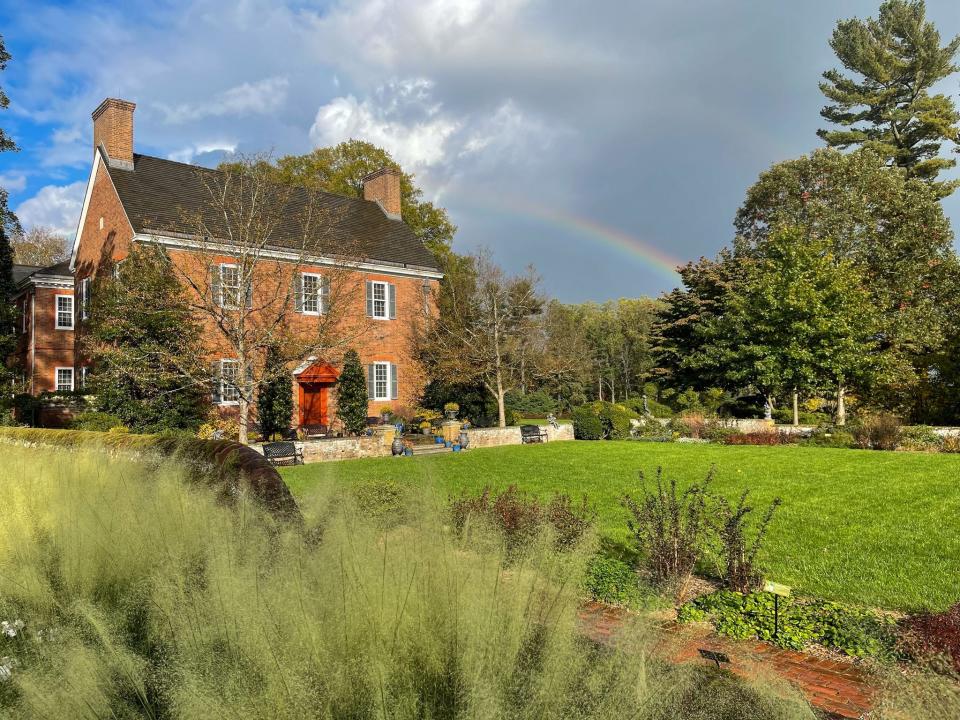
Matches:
[[49, 97, 443, 434]]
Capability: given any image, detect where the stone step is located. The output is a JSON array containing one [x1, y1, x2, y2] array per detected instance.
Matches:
[[411, 444, 455, 456]]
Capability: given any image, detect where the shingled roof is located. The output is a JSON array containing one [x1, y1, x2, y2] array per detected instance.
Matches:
[[13, 261, 73, 288], [106, 153, 441, 272]]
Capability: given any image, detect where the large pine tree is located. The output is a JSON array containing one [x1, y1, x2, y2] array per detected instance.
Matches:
[[818, 0, 960, 197]]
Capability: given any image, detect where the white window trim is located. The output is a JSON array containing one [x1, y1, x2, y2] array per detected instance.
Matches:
[[55, 294, 74, 330], [79, 366, 88, 390], [372, 361, 390, 401], [301, 272, 323, 315], [218, 359, 241, 405], [219, 263, 241, 310], [55, 366, 74, 392], [371, 280, 389, 320]]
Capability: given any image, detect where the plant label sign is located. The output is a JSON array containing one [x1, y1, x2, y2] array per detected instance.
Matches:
[[763, 581, 791, 597]]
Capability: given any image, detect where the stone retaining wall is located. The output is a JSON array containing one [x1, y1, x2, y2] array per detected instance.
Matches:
[[258, 423, 576, 463]]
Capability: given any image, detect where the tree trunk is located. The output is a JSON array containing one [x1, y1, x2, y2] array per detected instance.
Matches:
[[495, 368, 506, 428], [238, 396, 249, 444], [836, 385, 846, 426], [598, 375, 603, 402], [763, 395, 773, 421], [792, 390, 799, 426]]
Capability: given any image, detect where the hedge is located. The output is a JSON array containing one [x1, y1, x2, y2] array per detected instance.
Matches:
[[0, 428, 300, 522]]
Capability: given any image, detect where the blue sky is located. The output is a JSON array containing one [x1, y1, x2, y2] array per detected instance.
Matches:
[[1, 0, 959, 301]]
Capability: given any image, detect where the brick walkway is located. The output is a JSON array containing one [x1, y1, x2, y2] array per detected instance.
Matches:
[[578, 602, 875, 719]]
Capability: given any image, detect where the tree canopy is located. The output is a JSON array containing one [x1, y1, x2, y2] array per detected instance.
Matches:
[[818, 0, 960, 197]]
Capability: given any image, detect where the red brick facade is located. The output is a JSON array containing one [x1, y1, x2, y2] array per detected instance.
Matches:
[[54, 98, 442, 435], [12, 270, 77, 395]]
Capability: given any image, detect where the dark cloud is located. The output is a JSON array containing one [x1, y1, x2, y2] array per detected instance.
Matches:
[[3, 0, 958, 301]]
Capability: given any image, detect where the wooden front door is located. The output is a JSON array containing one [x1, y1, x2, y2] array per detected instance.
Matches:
[[299, 383, 329, 426]]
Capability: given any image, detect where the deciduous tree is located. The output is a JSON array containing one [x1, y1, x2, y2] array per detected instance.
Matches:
[[11, 226, 69, 266], [818, 0, 960, 197], [417, 251, 542, 428]]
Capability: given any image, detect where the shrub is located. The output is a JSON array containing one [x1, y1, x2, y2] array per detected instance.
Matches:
[[899, 425, 942, 452], [679, 590, 898, 658], [899, 603, 960, 674], [622, 395, 673, 418], [70, 411, 126, 432], [850, 413, 902, 450], [623, 466, 713, 594], [702, 423, 741, 443], [336, 349, 369, 435], [803, 428, 855, 448], [678, 411, 707, 438], [196, 414, 241, 441], [572, 403, 604, 440], [450, 485, 593, 555], [942, 435, 960, 453], [584, 556, 645, 607], [723, 431, 794, 446], [772, 408, 831, 425], [713, 491, 781, 593], [257, 345, 293, 440], [598, 402, 638, 439]]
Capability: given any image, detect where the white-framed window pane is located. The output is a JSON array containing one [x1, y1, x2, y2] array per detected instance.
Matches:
[[374, 362, 388, 400], [56, 296, 73, 329], [372, 282, 386, 318], [56, 368, 74, 392], [220, 360, 239, 402], [80, 278, 91, 320], [302, 274, 320, 313], [220, 265, 241, 308]]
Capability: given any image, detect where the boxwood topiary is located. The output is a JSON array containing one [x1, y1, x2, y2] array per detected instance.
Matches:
[[572, 404, 604, 440]]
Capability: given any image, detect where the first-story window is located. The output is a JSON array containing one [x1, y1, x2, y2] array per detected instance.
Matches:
[[367, 361, 398, 401], [56, 295, 74, 330], [56, 367, 74, 392], [219, 359, 240, 403]]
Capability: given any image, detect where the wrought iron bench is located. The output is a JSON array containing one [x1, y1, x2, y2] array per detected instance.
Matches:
[[262, 441, 304, 466], [520, 424, 548, 444]]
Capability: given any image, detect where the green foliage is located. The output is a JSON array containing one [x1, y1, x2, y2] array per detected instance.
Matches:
[[818, 0, 960, 197], [689, 227, 879, 413], [899, 425, 943, 451], [257, 345, 293, 440], [572, 404, 604, 440], [505, 389, 557, 416], [803, 428, 856, 448], [679, 590, 898, 658], [733, 149, 960, 418], [622, 395, 673, 418], [70, 411, 125, 432], [713, 491, 781, 593], [336, 348, 368, 435], [772, 408, 831, 425], [584, 555, 649, 608], [85, 246, 210, 433]]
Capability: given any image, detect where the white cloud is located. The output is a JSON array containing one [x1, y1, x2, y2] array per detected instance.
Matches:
[[14, 181, 87, 238], [309, 80, 460, 172], [0, 173, 27, 193], [155, 76, 290, 124], [167, 141, 238, 164]]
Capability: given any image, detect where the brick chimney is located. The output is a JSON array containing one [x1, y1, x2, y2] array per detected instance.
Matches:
[[92, 98, 136, 170], [362, 167, 402, 219]]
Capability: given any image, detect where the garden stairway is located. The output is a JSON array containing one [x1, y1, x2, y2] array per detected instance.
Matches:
[[578, 602, 875, 719], [410, 444, 454, 456]]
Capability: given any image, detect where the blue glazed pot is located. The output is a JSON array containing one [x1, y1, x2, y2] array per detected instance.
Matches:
[[444, 440, 452, 447], [435, 436, 444, 444], [452, 444, 461, 452], [403, 448, 413, 457]]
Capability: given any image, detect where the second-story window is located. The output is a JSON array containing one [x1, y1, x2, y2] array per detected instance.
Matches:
[[218, 264, 241, 309], [366, 280, 396, 320], [56, 295, 74, 330], [219, 359, 240, 403]]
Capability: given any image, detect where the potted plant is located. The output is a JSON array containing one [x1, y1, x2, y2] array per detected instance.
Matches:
[[444, 402, 460, 420], [419, 420, 432, 435]]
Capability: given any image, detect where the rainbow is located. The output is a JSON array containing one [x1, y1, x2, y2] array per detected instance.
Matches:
[[450, 190, 684, 282]]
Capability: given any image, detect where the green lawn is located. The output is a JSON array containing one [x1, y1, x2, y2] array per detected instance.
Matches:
[[281, 441, 960, 612]]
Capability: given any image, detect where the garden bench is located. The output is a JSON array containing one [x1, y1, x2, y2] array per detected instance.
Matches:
[[262, 441, 304, 466], [520, 424, 548, 444]]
